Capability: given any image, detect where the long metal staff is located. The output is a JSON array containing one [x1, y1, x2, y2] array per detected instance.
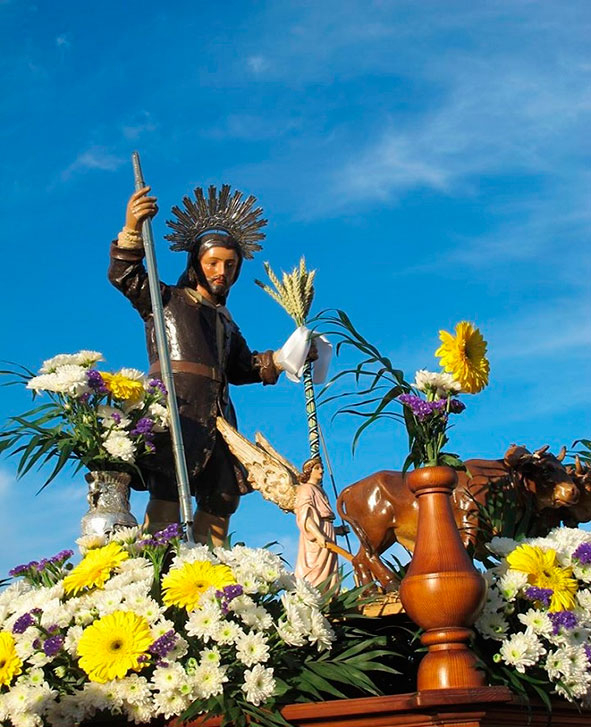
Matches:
[[131, 152, 194, 543]]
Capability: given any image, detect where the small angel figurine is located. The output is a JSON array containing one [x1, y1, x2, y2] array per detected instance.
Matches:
[[294, 457, 339, 593], [216, 418, 340, 592]]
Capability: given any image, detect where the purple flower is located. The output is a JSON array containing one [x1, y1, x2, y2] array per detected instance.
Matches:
[[111, 412, 122, 425], [8, 562, 36, 577], [584, 644, 591, 664], [573, 543, 591, 566], [548, 610, 577, 635], [449, 399, 466, 414], [86, 369, 107, 393], [78, 392, 91, 403], [43, 634, 64, 657], [149, 630, 177, 658], [524, 586, 553, 607], [153, 523, 182, 544], [50, 549, 73, 565], [12, 612, 35, 634], [132, 417, 154, 436], [223, 584, 243, 600], [398, 394, 447, 422], [148, 378, 167, 397], [145, 442, 156, 454]]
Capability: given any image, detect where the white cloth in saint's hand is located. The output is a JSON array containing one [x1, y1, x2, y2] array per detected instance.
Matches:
[[275, 326, 332, 384]]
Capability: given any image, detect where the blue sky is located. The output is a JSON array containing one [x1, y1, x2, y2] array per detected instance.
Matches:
[[0, 0, 589, 577]]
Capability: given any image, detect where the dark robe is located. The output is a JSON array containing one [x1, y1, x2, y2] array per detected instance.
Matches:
[[108, 242, 279, 516]]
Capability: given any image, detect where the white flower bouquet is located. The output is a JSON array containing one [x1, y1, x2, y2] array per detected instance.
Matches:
[[0, 529, 392, 727], [0, 351, 169, 487], [474, 527, 591, 706]]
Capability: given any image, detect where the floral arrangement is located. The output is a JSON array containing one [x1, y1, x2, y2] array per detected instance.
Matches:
[[475, 527, 591, 706], [0, 351, 169, 487], [0, 529, 392, 727], [318, 312, 489, 469]]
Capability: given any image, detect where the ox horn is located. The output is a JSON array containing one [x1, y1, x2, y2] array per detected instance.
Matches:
[[576, 455, 584, 475], [533, 444, 550, 458], [556, 445, 567, 462]]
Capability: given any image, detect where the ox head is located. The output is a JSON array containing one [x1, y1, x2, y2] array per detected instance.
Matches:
[[564, 455, 591, 524], [503, 444, 579, 509]]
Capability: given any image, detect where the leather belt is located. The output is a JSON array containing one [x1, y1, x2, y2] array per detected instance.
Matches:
[[149, 360, 222, 383]]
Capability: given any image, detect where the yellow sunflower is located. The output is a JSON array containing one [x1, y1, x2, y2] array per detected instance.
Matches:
[[162, 560, 236, 611], [0, 632, 22, 687], [63, 542, 129, 595], [101, 372, 144, 402], [77, 610, 152, 683], [435, 321, 489, 394], [507, 544, 578, 612]]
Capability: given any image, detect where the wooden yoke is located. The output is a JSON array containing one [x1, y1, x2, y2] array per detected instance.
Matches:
[[399, 466, 487, 691]]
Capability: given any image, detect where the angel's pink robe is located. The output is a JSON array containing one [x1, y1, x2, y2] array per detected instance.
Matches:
[[294, 482, 339, 592]]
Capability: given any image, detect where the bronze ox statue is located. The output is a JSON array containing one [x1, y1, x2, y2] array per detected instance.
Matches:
[[337, 445, 580, 588]]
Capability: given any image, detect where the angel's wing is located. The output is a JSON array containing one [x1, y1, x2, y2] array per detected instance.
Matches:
[[255, 432, 299, 479], [216, 417, 298, 512]]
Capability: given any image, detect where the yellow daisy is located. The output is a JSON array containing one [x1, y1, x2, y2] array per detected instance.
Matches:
[[102, 372, 144, 402], [435, 321, 489, 394], [0, 632, 22, 687], [77, 610, 152, 683], [63, 542, 129, 595], [162, 560, 236, 611], [507, 544, 578, 612]]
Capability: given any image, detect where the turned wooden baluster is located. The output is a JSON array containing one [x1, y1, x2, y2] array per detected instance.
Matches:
[[399, 466, 487, 690]]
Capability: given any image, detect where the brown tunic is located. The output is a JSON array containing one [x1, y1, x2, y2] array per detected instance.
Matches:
[[108, 242, 279, 515]]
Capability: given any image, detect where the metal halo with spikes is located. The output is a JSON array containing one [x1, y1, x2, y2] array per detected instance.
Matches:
[[164, 184, 267, 259]]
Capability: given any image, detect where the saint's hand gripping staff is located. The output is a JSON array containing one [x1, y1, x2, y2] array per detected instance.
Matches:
[[131, 152, 195, 543]]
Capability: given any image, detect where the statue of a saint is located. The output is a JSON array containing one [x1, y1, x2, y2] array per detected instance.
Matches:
[[108, 184, 284, 545]]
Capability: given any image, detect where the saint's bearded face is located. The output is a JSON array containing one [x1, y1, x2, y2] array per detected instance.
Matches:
[[198, 246, 240, 300]]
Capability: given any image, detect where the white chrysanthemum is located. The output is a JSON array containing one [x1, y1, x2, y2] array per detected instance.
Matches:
[[236, 632, 270, 667], [36, 364, 89, 397], [123, 594, 162, 624], [93, 588, 125, 616], [63, 625, 84, 656], [153, 691, 190, 720], [573, 562, 591, 583], [152, 663, 186, 694], [228, 594, 257, 614], [308, 609, 335, 650], [118, 367, 145, 381], [480, 586, 506, 615], [499, 632, 545, 673], [294, 578, 322, 608], [97, 405, 131, 430], [550, 624, 591, 647], [171, 543, 217, 567], [238, 605, 273, 632], [148, 403, 169, 432], [200, 647, 221, 666], [517, 608, 553, 638], [576, 589, 591, 614], [499, 569, 529, 601], [105, 557, 153, 590], [241, 664, 276, 706], [75, 533, 107, 554], [109, 525, 145, 545], [102, 431, 136, 463], [214, 619, 244, 645], [13, 628, 41, 662], [116, 674, 152, 707], [193, 662, 228, 700], [150, 618, 176, 640], [40, 351, 103, 374], [185, 606, 222, 642], [414, 369, 462, 396], [277, 620, 307, 647], [168, 635, 189, 661], [545, 527, 591, 561], [487, 537, 519, 558]]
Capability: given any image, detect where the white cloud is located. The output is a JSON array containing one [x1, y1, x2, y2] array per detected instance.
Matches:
[[0, 469, 14, 499], [56, 34, 70, 48], [246, 55, 269, 74], [122, 111, 157, 140], [61, 145, 124, 180]]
